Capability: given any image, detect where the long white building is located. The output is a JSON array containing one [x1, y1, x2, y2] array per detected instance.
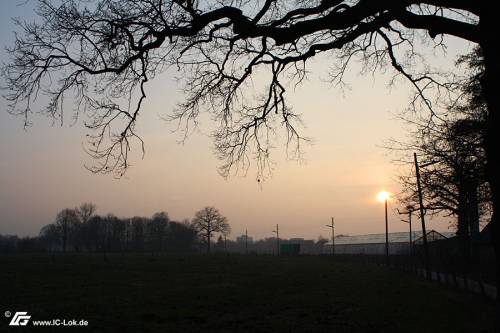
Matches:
[[324, 230, 455, 255]]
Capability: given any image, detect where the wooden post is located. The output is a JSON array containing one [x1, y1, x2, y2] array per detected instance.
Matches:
[[385, 198, 389, 266], [414, 153, 431, 280], [62, 216, 67, 253], [326, 218, 335, 256], [408, 211, 413, 255], [331, 218, 335, 256], [276, 224, 280, 256]]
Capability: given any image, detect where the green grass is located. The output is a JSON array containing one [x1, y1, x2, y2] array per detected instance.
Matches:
[[0, 254, 495, 332]]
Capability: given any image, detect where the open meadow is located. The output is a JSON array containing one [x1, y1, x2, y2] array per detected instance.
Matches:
[[0, 254, 495, 332]]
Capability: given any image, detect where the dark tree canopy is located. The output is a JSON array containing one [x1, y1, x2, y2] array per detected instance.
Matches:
[[2, 0, 484, 178], [395, 112, 489, 233], [77, 202, 97, 224], [37, 206, 198, 253], [191, 206, 230, 253], [392, 48, 490, 227]]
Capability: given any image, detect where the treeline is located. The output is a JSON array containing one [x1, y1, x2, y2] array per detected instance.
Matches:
[[0, 203, 330, 255], [393, 48, 491, 258], [0, 203, 198, 254], [216, 237, 328, 255]]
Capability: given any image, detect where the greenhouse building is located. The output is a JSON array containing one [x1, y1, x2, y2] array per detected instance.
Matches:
[[324, 230, 454, 255]]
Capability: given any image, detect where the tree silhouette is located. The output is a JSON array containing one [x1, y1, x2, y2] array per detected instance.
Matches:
[[55, 208, 80, 252], [391, 49, 490, 260], [147, 212, 170, 254], [165, 220, 198, 252], [35, 208, 198, 253], [77, 203, 97, 224], [130, 216, 147, 252], [2, 1, 491, 178], [39, 223, 61, 252], [394, 111, 489, 260], [191, 206, 229, 253], [2, 0, 500, 300]]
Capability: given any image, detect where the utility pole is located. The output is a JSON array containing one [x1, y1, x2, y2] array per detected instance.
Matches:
[[62, 215, 67, 253], [325, 217, 335, 256], [245, 229, 248, 255], [272, 224, 280, 255], [276, 224, 280, 256], [408, 211, 412, 251], [377, 191, 390, 266], [224, 233, 227, 253], [206, 219, 211, 254], [397, 206, 416, 256], [385, 196, 389, 267], [414, 152, 431, 280]]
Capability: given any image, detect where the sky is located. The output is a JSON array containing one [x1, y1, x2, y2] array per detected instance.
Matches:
[[0, 1, 475, 240]]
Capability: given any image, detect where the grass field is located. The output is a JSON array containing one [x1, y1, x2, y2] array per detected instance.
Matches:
[[0, 254, 495, 332]]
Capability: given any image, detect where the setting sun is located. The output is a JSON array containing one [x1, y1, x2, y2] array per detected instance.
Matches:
[[377, 191, 390, 203]]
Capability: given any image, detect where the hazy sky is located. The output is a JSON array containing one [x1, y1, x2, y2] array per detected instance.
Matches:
[[0, 1, 474, 239]]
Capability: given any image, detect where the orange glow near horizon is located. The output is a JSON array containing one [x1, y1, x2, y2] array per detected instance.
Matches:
[[377, 191, 390, 203], [0, 2, 466, 238]]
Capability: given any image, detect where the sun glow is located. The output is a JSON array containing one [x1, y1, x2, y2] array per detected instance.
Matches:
[[377, 191, 390, 203]]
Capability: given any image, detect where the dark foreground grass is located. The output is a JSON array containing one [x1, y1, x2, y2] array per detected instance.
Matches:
[[0, 254, 495, 332]]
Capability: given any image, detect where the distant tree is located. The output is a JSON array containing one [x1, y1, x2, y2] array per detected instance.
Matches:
[[77, 202, 97, 224], [1, 207, 198, 254], [104, 214, 126, 252], [147, 212, 169, 254], [39, 224, 60, 252], [215, 235, 225, 252], [99, 214, 114, 253], [130, 217, 147, 252], [191, 207, 229, 254], [55, 208, 80, 252], [86, 215, 104, 252], [165, 221, 197, 253], [0, 235, 18, 253], [17, 236, 42, 252], [253, 237, 278, 255], [220, 222, 231, 252], [122, 218, 132, 252], [76, 203, 97, 250]]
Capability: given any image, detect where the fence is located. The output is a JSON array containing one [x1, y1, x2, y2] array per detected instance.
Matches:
[[328, 237, 497, 299]]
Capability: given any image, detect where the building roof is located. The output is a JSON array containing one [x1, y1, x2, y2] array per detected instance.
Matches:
[[413, 230, 450, 244], [325, 230, 455, 245]]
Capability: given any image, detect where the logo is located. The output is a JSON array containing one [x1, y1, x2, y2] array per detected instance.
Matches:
[[9, 312, 31, 326]]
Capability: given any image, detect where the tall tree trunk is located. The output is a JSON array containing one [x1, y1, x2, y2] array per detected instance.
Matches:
[[479, 6, 500, 328], [62, 218, 67, 253], [207, 222, 211, 254], [457, 182, 470, 256], [468, 177, 480, 242], [467, 177, 481, 278]]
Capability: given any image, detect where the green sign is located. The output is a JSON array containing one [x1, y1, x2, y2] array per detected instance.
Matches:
[[280, 244, 300, 255]]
